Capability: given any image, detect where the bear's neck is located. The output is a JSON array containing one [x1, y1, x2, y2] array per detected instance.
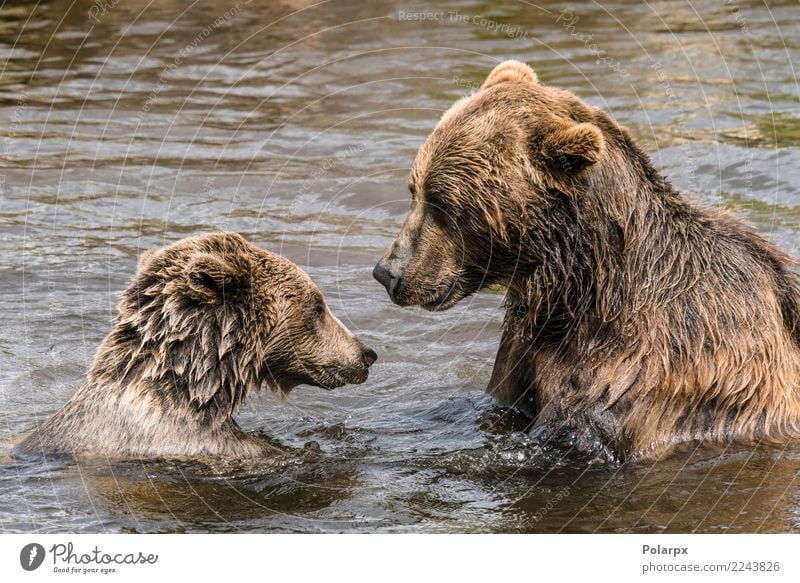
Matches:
[[85, 323, 249, 426], [33, 326, 271, 458], [507, 139, 696, 342]]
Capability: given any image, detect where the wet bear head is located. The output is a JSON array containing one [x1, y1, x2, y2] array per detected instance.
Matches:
[[373, 60, 608, 310], [119, 232, 377, 411]]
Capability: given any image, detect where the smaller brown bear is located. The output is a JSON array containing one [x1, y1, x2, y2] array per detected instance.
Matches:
[[17, 232, 377, 460], [374, 60, 800, 461]]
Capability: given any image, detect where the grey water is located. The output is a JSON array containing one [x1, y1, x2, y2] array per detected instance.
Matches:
[[1, 0, 799, 533]]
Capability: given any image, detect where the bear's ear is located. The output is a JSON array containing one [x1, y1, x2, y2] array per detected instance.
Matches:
[[138, 247, 159, 269], [482, 60, 538, 89], [541, 121, 605, 174], [184, 253, 248, 302]]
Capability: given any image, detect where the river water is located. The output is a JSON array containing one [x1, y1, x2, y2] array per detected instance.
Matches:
[[1, 0, 799, 533]]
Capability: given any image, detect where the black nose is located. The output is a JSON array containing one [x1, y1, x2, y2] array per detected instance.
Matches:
[[372, 262, 401, 300], [363, 347, 378, 366]]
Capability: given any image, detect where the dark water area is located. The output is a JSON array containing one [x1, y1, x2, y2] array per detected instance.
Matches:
[[1, 0, 799, 533]]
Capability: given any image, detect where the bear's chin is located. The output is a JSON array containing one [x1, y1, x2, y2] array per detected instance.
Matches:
[[271, 369, 369, 393], [417, 280, 466, 311], [265, 375, 307, 395], [314, 368, 371, 389], [419, 294, 463, 311]]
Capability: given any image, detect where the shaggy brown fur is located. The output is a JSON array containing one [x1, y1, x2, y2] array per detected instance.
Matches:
[[18, 232, 377, 459], [373, 60, 800, 461]]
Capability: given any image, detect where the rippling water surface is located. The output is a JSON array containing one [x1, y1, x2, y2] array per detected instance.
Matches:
[[1, 0, 799, 533]]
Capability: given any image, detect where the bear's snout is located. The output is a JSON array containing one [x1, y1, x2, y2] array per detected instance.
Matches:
[[325, 343, 377, 388], [362, 346, 378, 367], [372, 260, 402, 302]]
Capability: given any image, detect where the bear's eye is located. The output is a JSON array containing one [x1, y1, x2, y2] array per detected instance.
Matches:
[[314, 300, 325, 319], [425, 198, 452, 226]]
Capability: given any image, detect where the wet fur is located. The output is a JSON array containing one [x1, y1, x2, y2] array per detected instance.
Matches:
[[379, 61, 800, 461], [17, 232, 374, 460]]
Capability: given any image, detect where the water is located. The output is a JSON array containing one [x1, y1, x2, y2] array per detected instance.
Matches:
[[1, 0, 799, 533]]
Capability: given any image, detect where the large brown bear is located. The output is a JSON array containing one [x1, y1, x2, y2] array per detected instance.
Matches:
[[373, 60, 800, 461], [18, 232, 377, 459]]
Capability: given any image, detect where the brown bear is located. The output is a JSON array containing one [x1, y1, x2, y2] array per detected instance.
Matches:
[[17, 232, 377, 459], [373, 60, 800, 461]]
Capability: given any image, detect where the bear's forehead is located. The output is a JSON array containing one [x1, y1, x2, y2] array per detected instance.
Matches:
[[409, 95, 518, 187], [143, 233, 319, 293], [437, 82, 581, 134], [410, 82, 591, 189], [166, 233, 268, 263]]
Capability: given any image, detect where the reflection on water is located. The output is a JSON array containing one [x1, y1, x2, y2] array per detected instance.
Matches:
[[1, 0, 799, 533]]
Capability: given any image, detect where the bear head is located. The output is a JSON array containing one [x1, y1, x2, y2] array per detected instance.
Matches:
[[373, 60, 612, 310], [115, 232, 377, 412]]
